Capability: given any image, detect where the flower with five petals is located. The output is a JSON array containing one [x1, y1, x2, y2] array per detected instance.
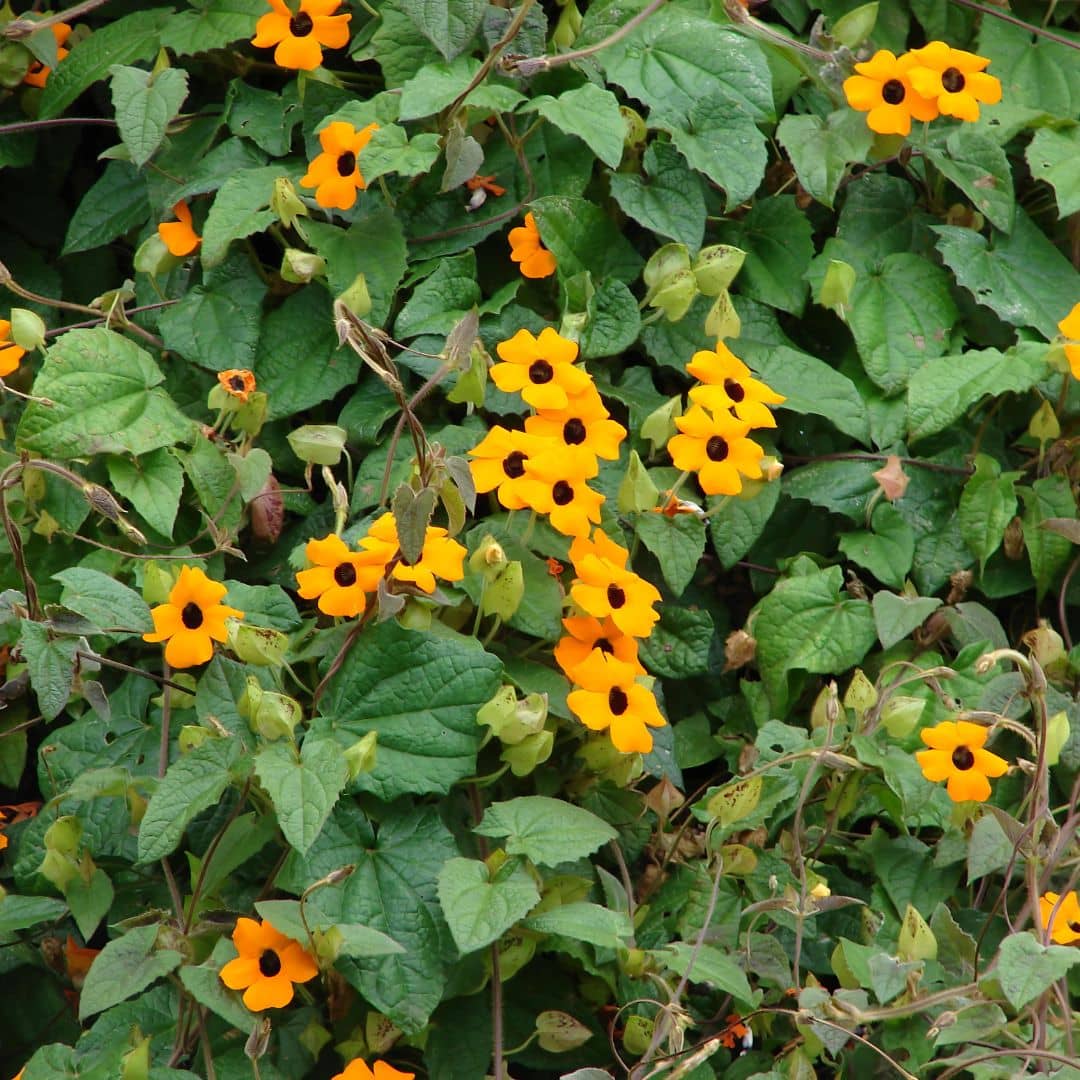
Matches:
[[491, 327, 591, 411], [301, 120, 378, 210], [915, 719, 1008, 802], [905, 41, 1001, 122], [296, 533, 394, 617], [668, 405, 764, 496], [567, 651, 666, 753], [143, 566, 244, 669], [219, 917, 318, 1011], [687, 343, 785, 429], [360, 513, 466, 594], [843, 49, 940, 135], [251, 0, 351, 71]]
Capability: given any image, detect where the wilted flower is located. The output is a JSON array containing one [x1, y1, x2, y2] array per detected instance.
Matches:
[[23, 21, 71, 88], [218, 369, 256, 402]]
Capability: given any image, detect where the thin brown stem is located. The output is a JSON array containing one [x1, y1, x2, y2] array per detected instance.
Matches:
[[945, 0, 1080, 50], [0, 117, 117, 136], [3, 0, 112, 37]]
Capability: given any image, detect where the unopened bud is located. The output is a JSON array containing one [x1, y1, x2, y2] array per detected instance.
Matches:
[[1028, 400, 1060, 445], [640, 397, 682, 456], [229, 622, 288, 668], [280, 248, 325, 284], [536, 1010, 592, 1053], [704, 289, 740, 339], [133, 233, 178, 279], [843, 669, 877, 719], [1022, 621, 1067, 680], [178, 725, 212, 752], [617, 450, 659, 514], [481, 560, 524, 620], [692, 244, 745, 296], [501, 729, 554, 776], [880, 695, 925, 738], [337, 273, 372, 319], [621, 106, 647, 148], [271, 177, 308, 230], [287, 424, 347, 467], [469, 534, 508, 579], [761, 455, 784, 482], [344, 731, 377, 779], [10, 307, 46, 352]]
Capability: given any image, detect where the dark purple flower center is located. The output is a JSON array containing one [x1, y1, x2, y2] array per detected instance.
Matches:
[[289, 12, 314, 37], [563, 418, 587, 445], [334, 563, 357, 587], [528, 360, 553, 384], [882, 79, 906, 105], [502, 451, 526, 479], [724, 378, 745, 403], [596, 638, 614, 655], [229, 375, 246, 392], [336, 151, 356, 177], [941, 67, 965, 93], [706, 436, 729, 462], [607, 585, 626, 609], [951, 746, 975, 771], [608, 687, 629, 715], [552, 481, 574, 506], [181, 602, 204, 629], [258, 949, 282, 976]]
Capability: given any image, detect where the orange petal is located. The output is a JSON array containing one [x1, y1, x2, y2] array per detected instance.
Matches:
[[275, 34, 323, 70]]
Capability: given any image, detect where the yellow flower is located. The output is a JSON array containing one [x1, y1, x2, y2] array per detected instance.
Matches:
[[331, 1060, 415, 1080], [218, 369, 256, 402], [23, 21, 71, 88], [843, 49, 940, 135], [686, 343, 785, 429], [0, 320, 27, 379], [524, 385, 627, 461], [555, 614, 646, 683], [1039, 891, 1080, 946], [517, 445, 604, 538], [158, 200, 201, 257], [1058, 302, 1080, 380], [569, 532, 661, 638], [468, 426, 555, 510], [301, 121, 379, 211], [668, 405, 764, 496], [361, 513, 466, 594], [905, 41, 1002, 122], [508, 212, 556, 279], [492, 327, 592, 411], [143, 566, 244, 669], [566, 651, 666, 753], [915, 719, 1008, 802], [296, 533, 394, 618], [251, 0, 351, 71], [219, 917, 318, 1011]]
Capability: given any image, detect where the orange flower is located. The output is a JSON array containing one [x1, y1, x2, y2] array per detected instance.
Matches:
[[251, 0, 351, 71], [843, 50, 939, 135], [508, 212, 556, 279], [466, 174, 506, 197], [915, 719, 1008, 802], [566, 652, 666, 753], [569, 533, 661, 638], [468, 426, 554, 510], [64, 936, 99, 987], [524, 385, 627, 461], [0, 319, 27, 379], [719, 1014, 750, 1050], [555, 614, 646, 683], [686, 343, 785, 429], [546, 557, 564, 577], [218, 369, 256, 402], [158, 201, 201, 257], [569, 530, 630, 574], [331, 1060, 415, 1080], [668, 406, 764, 496], [360, 513, 466, 595], [296, 533, 394, 618], [301, 120, 378, 211], [0, 831, 7, 852], [23, 21, 71, 88], [220, 917, 319, 1011], [143, 566, 244, 668], [517, 446, 604, 538], [1058, 302, 1080, 380], [1039, 891, 1080, 946], [491, 327, 591, 411], [905, 41, 1001, 122]]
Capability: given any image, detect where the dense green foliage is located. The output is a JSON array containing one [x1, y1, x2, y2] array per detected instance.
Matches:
[[1, 0, 1079, 1078]]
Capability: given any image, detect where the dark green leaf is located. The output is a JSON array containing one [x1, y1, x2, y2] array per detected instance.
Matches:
[[78, 923, 183, 1019], [62, 161, 150, 256], [109, 65, 189, 168], [475, 796, 617, 866], [437, 856, 539, 954]]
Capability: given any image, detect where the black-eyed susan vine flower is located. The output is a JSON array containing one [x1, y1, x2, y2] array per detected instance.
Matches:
[[566, 651, 666, 753], [23, 21, 71, 88], [508, 212, 556, 279], [219, 917, 318, 1011], [0, 320, 26, 379], [842, 49, 940, 136], [331, 1059, 415, 1080], [1039, 891, 1080, 946], [158, 201, 201, 257], [686, 343, 785, 429], [296, 533, 395, 617], [905, 41, 1002, 122], [518, 446, 604, 539], [360, 512, 467, 594], [218, 368, 257, 402], [468, 426, 555, 510], [491, 327, 591, 411], [301, 120, 379, 211], [1058, 302, 1080, 379], [915, 719, 1008, 802], [251, 0, 351, 71], [667, 405, 765, 496], [555, 615, 646, 684], [143, 566, 244, 668], [569, 530, 661, 638], [524, 385, 627, 461]]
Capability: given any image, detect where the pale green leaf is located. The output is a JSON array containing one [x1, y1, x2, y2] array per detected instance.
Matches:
[[78, 923, 183, 1019], [528, 83, 625, 169], [437, 856, 540, 954], [474, 796, 617, 867], [109, 65, 189, 168]]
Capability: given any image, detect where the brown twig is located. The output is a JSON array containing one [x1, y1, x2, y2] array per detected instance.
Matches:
[[946, 0, 1080, 50], [3, 0, 112, 37]]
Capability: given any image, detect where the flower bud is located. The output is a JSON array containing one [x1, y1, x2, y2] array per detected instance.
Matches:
[[44, 815, 81, 858], [880, 695, 925, 738], [10, 307, 46, 352], [1028, 400, 1060, 446], [233, 391, 269, 437], [643, 242, 691, 290], [1022, 621, 1067, 680], [692, 244, 745, 296], [551, 0, 583, 49], [502, 729, 553, 777], [397, 599, 433, 631], [843, 668, 877, 719], [229, 622, 288, 668], [280, 248, 326, 284], [761, 455, 784, 482], [446, 343, 488, 408], [121, 1037, 150, 1080], [134, 233, 179, 279], [648, 268, 697, 322], [622, 1015, 654, 1055], [271, 176, 308, 230], [337, 272, 372, 319], [536, 1010, 592, 1053], [819, 258, 856, 319], [617, 450, 660, 514], [344, 731, 378, 779], [620, 106, 647, 149], [126, 785, 148, 827], [478, 685, 517, 737], [704, 288, 740, 339], [0, 41, 31, 88], [618, 947, 647, 978], [481, 560, 524, 620], [469, 534, 508, 579], [142, 561, 177, 606], [365, 1012, 401, 1055], [153, 672, 196, 710], [249, 690, 302, 741], [1046, 710, 1070, 767], [287, 424, 348, 467], [489, 927, 537, 981]]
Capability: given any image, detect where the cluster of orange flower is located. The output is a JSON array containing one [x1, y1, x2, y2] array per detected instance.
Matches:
[[666, 342, 784, 496], [843, 41, 1001, 136], [468, 327, 668, 752], [297, 514, 466, 619]]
